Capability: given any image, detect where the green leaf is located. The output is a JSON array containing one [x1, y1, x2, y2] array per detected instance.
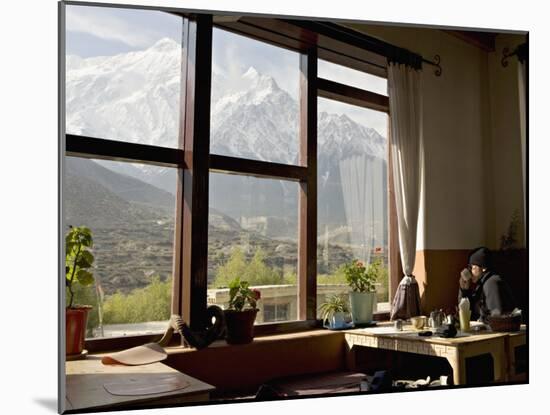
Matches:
[[66, 228, 74, 246], [78, 227, 93, 247], [228, 277, 241, 290], [66, 241, 75, 255], [76, 250, 94, 269], [229, 286, 239, 302], [76, 269, 94, 286]]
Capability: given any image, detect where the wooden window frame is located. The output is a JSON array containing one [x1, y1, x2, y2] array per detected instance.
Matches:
[[316, 68, 393, 311], [62, 6, 395, 351]]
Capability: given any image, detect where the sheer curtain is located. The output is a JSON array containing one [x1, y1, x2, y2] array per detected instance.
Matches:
[[339, 155, 385, 265], [388, 62, 424, 320]]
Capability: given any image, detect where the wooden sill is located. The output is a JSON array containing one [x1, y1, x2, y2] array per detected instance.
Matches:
[[84, 316, 388, 354], [85, 319, 321, 353], [165, 328, 342, 355]]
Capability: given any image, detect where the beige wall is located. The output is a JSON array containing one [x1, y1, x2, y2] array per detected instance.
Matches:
[[486, 34, 526, 248], [347, 23, 526, 250]]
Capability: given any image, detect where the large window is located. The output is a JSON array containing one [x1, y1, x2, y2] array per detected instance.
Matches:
[[317, 99, 390, 312], [208, 29, 302, 324], [65, 157, 176, 338], [65, 5, 183, 148], [64, 5, 183, 339], [210, 28, 300, 165], [63, 5, 392, 346], [208, 173, 299, 323]]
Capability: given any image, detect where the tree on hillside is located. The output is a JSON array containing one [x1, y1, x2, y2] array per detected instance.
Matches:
[[102, 276, 171, 324], [212, 247, 294, 288]]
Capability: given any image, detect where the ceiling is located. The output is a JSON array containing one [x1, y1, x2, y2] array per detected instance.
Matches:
[[442, 30, 498, 52]]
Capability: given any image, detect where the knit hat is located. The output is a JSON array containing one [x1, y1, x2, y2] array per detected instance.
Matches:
[[468, 247, 492, 269]]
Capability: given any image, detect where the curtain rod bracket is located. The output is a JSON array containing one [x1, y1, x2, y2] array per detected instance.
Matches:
[[433, 55, 442, 77], [422, 55, 442, 77], [502, 43, 528, 67], [501, 47, 513, 67]]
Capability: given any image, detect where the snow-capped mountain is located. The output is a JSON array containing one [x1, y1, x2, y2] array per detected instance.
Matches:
[[211, 66, 300, 165], [66, 37, 385, 166], [66, 40, 388, 243], [66, 38, 182, 148]]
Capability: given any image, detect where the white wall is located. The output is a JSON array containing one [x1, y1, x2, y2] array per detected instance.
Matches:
[[347, 23, 525, 250]]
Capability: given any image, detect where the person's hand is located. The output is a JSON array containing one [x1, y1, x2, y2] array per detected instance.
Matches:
[[459, 277, 470, 290], [459, 268, 471, 290]]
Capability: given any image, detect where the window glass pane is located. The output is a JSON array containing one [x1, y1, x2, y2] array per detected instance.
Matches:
[[317, 98, 389, 317], [208, 173, 299, 323], [210, 28, 300, 165], [65, 156, 176, 338], [318, 59, 388, 96], [65, 5, 182, 148]]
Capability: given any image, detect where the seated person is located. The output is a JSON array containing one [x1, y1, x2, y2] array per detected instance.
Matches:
[[458, 247, 516, 322]]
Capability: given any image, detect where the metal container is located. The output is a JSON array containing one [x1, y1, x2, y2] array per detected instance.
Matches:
[[394, 319, 403, 331], [429, 310, 444, 328]]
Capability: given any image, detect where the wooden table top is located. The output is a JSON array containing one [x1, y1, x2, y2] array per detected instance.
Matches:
[[343, 322, 526, 347], [65, 355, 215, 411]]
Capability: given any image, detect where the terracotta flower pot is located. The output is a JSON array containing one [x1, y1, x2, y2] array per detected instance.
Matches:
[[66, 306, 92, 356], [224, 309, 258, 345]]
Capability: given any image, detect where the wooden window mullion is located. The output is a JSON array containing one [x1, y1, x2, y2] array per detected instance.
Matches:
[[171, 17, 189, 318], [181, 14, 213, 330], [298, 48, 318, 321]]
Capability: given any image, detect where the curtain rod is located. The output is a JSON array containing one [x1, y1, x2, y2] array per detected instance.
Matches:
[[166, 12, 443, 76], [284, 20, 442, 76]]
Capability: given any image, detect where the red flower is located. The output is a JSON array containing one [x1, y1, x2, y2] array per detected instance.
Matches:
[[252, 289, 261, 300]]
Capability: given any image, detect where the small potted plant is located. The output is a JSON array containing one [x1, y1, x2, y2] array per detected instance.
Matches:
[[224, 277, 261, 344], [65, 226, 95, 357], [319, 294, 350, 329], [343, 259, 378, 325]]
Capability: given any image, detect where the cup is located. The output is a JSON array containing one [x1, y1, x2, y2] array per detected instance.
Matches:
[[459, 309, 471, 331], [410, 316, 426, 330]]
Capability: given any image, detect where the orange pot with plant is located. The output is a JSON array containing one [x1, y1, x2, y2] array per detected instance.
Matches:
[[224, 278, 261, 345], [65, 226, 95, 357]]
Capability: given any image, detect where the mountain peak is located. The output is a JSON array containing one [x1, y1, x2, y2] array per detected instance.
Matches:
[[150, 37, 179, 52], [242, 66, 259, 78]]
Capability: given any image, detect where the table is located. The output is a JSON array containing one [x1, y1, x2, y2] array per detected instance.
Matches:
[[343, 322, 520, 385], [65, 356, 215, 412], [505, 328, 527, 382]]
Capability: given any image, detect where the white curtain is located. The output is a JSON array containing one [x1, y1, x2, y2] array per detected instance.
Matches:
[[339, 155, 385, 264], [388, 63, 423, 277], [518, 59, 527, 243]]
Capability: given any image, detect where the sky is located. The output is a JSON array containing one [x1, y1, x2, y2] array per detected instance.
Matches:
[[66, 4, 388, 137]]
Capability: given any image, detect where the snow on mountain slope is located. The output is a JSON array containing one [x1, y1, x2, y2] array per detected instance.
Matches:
[[66, 41, 386, 193], [66, 37, 182, 147]]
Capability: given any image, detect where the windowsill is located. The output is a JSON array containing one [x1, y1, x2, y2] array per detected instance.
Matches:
[[165, 328, 339, 355], [85, 310, 391, 354]]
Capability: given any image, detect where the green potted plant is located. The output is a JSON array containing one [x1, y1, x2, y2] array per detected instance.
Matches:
[[343, 259, 378, 325], [224, 277, 261, 344], [319, 294, 349, 329], [65, 226, 95, 357]]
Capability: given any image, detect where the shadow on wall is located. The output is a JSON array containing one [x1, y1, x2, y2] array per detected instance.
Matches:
[[493, 249, 528, 323]]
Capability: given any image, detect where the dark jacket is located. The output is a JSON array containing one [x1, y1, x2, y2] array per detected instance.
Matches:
[[458, 271, 516, 322]]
